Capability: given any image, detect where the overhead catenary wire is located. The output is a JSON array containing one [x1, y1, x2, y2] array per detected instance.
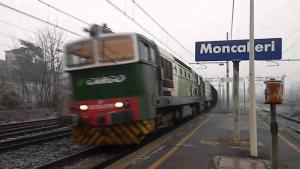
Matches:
[[286, 25, 300, 41], [37, 0, 207, 75], [0, 32, 64, 52], [37, 0, 191, 63], [106, 0, 202, 72], [38, 0, 186, 64], [0, 2, 85, 38], [37, 0, 91, 26], [0, 32, 21, 41], [282, 38, 300, 54], [0, 19, 36, 35], [130, 0, 193, 56], [106, 0, 207, 76], [128, 0, 207, 76]]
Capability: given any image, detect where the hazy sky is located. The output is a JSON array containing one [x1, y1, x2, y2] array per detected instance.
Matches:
[[1, 0, 300, 91]]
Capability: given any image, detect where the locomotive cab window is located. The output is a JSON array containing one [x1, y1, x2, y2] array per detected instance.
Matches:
[[139, 40, 156, 65], [66, 40, 94, 67], [99, 37, 134, 62]]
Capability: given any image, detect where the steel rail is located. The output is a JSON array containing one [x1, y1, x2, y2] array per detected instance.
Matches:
[[0, 118, 58, 130], [0, 128, 71, 151], [0, 124, 62, 140], [34, 146, 132, 169], [260, 108, 300, 134], [0, 121, 59, 134]]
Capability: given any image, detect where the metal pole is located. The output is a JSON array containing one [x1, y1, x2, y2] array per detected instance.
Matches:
[[222, 82, 225, 104], [218, 81, 221, 102], [226, 32, 230, 109], [233, 61, 240, 141], [270, 104, 278, 169], [249, 0, 258, 156], [244, 81, 246, 113]]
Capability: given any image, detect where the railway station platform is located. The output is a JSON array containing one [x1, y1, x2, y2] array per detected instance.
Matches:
[[117, 106, 300, 169]]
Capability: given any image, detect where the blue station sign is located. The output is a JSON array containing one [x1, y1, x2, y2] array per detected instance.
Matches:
[[195, 38, 282, 61]]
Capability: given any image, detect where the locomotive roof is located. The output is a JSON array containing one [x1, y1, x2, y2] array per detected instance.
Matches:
[[64, 32, 201, 77], [65, 32, 155, 47]]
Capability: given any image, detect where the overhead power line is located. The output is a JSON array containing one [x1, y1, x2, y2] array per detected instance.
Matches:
[[283, 38, 300, 54], [105, 1, 193, 66], [0, 2, 84, 38], [0, 31, 65, 53], [37, 0, 207, 76], [0, 19, 36, 34], [129, 0, 208, 75], [130, 0, 194, 57], [286, 26, 300, 40], [106, 0, 161, 42], [37, 0, 91, 26], [0, 32, 21, 41]]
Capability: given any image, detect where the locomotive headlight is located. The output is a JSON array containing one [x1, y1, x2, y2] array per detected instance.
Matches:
[[80, 105, 88, 110], [114, 102, 124, 108]]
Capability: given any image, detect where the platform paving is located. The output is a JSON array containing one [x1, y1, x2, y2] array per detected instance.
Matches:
[[129, 106, 300, 169]]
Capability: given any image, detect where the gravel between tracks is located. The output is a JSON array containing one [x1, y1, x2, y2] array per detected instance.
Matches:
[[0, 137, 88, 169]]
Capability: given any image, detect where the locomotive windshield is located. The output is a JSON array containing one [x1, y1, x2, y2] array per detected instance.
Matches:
[[99, 38, 134, 62], [65, 36, 135, 67], [66, 40, 94, 66]]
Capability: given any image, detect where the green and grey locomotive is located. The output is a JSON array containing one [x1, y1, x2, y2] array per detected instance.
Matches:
[[62, 25, 217, 145]]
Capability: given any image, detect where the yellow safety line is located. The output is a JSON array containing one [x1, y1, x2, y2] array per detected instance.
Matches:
[[148, 114, 215, 169], [278, 133, 300, 153], [262, 121, 300, 153]]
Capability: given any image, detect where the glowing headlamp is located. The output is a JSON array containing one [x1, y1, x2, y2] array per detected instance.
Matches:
[[114, 102, 124, 108], [80, 105, 88, 110]]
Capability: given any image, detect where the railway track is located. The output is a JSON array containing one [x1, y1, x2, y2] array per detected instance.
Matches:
[[0, 118, 71, 151], [276, 114, 300, 134], [260, 108, 300, 134], [34, 146, 132, 169], [0, 118, 58, 130], [34, 111, 214, 169]]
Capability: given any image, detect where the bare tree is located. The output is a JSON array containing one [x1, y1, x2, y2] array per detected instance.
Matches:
[[36, 27, 64, 108], [10, 26, 65, 109]]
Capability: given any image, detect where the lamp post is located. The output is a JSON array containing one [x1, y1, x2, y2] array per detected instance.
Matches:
[[249, 0, 258, 157]]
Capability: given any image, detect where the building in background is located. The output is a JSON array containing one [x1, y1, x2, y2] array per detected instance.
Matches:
[[0, 59, 6, 71], [5, 50, 16, 66]]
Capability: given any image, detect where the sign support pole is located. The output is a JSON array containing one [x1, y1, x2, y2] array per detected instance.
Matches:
[[222, 82, 225, 103], [244, 81, 246, 113], [226, 32, 230, 109], [226, 61, 230, 108], [249, 0, 258, 156], [233, 61, 240, 141]]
